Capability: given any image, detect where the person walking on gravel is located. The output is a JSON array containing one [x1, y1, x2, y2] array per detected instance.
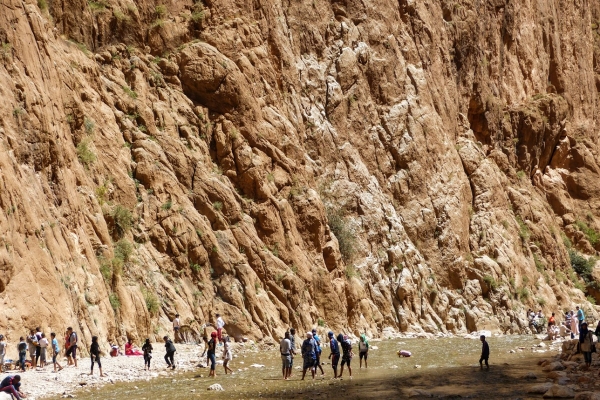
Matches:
[[66, 327, 78, 367], [163, 336, 176, 370], [89, 336, 104, 377], [142, 339, 153, 371], [312, 329, 324, 376], [17, 337, 27, 372], [222, 336, 233, 374]]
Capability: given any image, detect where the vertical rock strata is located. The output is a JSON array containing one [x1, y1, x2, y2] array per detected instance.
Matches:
[[0, 0, 599, 344]]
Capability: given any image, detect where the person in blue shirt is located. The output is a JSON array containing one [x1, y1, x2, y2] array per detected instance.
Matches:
[[577, 306, 585, 331], [327, 331, 340, 378], [50, 332, 63, 372], [311, 329, 324, 376], [301, 332, 317, 380]]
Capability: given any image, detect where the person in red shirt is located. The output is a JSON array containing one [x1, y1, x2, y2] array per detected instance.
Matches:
[[548, 312, 556, 327]]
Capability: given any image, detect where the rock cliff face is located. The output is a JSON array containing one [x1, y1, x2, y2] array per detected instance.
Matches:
[[0, 0, 599, 346]]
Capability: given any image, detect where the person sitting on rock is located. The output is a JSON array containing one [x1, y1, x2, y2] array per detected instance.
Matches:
[[125, 339, 144, 356], [0, 375, 25, 399]]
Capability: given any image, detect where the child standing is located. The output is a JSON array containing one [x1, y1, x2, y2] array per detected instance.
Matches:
[[222, 336, 233, 374], [89, 336, 104, 376], [142, 339, 153, 371], [50, 333, 63, 372], [39, 333, 49, 368]]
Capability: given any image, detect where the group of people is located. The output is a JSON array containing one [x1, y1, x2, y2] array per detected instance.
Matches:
[[0, 327, 79, 374], [528, 306, 587, 340], [279, 328, 370, 381]]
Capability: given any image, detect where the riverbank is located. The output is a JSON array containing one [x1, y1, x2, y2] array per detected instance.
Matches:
[[24, 334, 581, 400]]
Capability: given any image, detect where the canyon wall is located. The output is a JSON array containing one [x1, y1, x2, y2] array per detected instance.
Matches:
[[0, 0, 599, 347]]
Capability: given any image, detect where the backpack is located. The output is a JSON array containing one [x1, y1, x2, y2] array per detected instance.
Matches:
[[18, 342, 27, 352]]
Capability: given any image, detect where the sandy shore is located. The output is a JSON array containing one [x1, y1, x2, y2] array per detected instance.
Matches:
[[0, 343, 210, 400]]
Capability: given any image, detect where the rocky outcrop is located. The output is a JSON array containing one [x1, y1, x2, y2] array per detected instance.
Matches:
[[0, 0, 599, 349]]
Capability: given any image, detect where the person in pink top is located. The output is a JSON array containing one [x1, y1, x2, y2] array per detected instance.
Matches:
[[570, 310, 579, 338], [125, 339, 144, 356]]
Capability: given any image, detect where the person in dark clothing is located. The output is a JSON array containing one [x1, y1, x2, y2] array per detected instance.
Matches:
[[89, 336, 104, 376], [142, 339, 153, 371], [327, 331, 340, 378], [301, 332, 317, 381], [207, 332, 217, 377], [479, 335, 490, 369], [0, 375, 24, 399], [163, 336, 176, 369], [339, 334, 353, 378]]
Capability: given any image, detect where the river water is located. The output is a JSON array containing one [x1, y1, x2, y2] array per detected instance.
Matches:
[[47, 335, 554, 399]]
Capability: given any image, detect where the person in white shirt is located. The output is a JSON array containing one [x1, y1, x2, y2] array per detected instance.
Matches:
[[216, 314, 225, 344], [280, 331, 292, 380], [173, 314, 181, 343], [38, 333, 49, 367]]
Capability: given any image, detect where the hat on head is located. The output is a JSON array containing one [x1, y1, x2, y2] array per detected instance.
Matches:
[[328, 331, 334, 337], [211, 331, 217, 338], [306, 332, 313, 338]]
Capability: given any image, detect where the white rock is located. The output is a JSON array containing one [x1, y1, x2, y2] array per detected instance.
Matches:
[[207, 383, 224, 391]]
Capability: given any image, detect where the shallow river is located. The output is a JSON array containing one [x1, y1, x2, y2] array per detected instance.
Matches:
[[48, 335, 553, 399]]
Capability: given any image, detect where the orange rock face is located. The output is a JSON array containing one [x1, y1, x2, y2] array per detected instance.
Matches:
[[0, 0, 599, 348]]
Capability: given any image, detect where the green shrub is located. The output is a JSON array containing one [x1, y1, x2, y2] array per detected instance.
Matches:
[[587, 295, 596, 305], [537, 297, 546, 306], [516, 215, 530, 242], [561, 232, 572, 248], [38, 0, 47, 11], [345, 265, 358, 279], [109, 293, 120, 311], [569, 249, 596, 282], [84, 117, 95, 134], [111, 205, 132, 236], [517, 286, 529, 300], [318, 318, 325, 327], [533, 254, 544, 272], [141, 287, 159, 314], [575, 220, 600, 246], [161, 200, 172, 210], [76, 138, 96, 166], [516, 170, 526, 180], [483, 275, 498, 290], [99, 258, 112, 281], [213, 201, 223, 211], [114, 239, 133, 263], [122, 85, 138, 99], [155, 4, 166, 16], [113, 9, 130, 21], [190, 263, 201, 272], [327, 207, 356, 263]]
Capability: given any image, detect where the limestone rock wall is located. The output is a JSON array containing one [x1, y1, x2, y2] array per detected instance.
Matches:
[[0, 0, 599, 347]]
